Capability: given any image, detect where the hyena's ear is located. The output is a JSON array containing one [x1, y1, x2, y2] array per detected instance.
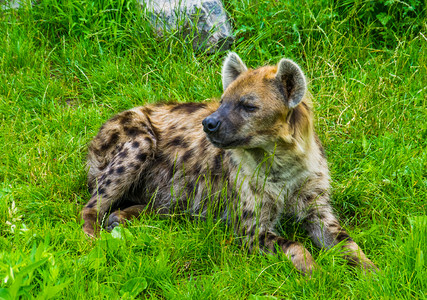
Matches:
[[275, 59, 307, 108], [222, 52, 248, 91]]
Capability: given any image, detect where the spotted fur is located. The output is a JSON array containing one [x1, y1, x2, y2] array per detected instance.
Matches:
[[81, 53, 377, 274]]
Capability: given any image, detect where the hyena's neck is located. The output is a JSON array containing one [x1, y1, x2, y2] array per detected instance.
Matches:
[[231, 145, 309, 181], [228, 135, 324, 189]]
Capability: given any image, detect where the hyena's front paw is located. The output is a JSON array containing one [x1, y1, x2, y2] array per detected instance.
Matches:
[[344, 244, 379, 274], [360, 258, 379, 274], [81, 208, 100, 238], [83, 223, 96, 238], [106, 211, 127, 231], [287, 243, 318, 275]]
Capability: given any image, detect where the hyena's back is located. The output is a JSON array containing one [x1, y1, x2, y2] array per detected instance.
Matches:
[[86, 101, 227, 219]]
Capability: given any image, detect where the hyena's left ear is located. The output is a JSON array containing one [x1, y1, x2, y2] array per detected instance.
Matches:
[[275, 59, 307, 108], [222, 52, 248, 91]]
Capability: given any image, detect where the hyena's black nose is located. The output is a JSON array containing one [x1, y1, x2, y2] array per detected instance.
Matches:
[[202, 116, 221, 133]]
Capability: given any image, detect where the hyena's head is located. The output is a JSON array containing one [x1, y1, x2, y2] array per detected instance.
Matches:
[[202, 52, 312, 150]]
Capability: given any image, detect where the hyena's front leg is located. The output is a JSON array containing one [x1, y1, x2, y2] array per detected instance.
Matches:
[[238, 204, 317, 274], [82, 137, 154, 237], [301, 193, 378, 272]]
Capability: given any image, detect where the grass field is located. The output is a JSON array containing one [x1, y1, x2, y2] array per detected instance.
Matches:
[[0, 0, 426, 298]]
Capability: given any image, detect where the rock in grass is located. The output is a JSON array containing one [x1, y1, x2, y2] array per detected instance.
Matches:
[[140, 0, 234, 53], [0, 0, 25, 9]]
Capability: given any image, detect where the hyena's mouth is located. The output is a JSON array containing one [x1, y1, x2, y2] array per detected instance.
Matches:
[[206, 135, 251, 149]]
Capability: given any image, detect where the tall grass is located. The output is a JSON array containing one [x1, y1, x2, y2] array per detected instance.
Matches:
[[0, 0, 426, 298]]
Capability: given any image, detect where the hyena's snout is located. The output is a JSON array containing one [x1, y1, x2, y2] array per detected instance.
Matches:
[[202, 106, 246, 149], [202, 114, 221, 134], [202, 111, 228, 148]]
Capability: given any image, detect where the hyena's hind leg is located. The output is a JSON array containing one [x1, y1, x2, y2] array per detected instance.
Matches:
[[300, 191, 378, 272], [82, 135, 155, 237]]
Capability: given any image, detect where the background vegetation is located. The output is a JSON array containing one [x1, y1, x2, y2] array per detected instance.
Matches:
[[0, 0, 426, 298]]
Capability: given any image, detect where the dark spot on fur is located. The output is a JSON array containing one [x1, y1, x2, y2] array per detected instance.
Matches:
[[87, 182, 94, 192], [328, 223, 339, 230], [118, 149, 128, 158], [170, 102, 207, 114], [199, 138, 210, 152], [242, 210, 253, 220], [124, 126, 142, 137], [249, 227, 256, 238], [168, 136, 189, 148], [336, 231, 352, 242], [98, 188, 105, 194], [86, 202, 95, 208], [182, 148, 194, 162], [108, 168, 115, 175], [213, 153, 222, 171], [186, 182, 195, 196], [132, 141, 140, 148], [109, 115, 119, 122], [328, 220, 340, 229], [318, 211, 328, 220], [267, 233, 276, 242], [259, 233, 266, 247], [302, 194, 314, 203], [117, 166, 125, 174], [105, 179, 112, 186], [314, 188, 329, 197], [119, 111, 133, 125], [101, 132, 119, 151], [193, 164, 202, 175], [136, 153, 147, 162]]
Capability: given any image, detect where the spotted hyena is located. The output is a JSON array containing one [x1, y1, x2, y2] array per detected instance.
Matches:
[[82, 53, 377, 274]]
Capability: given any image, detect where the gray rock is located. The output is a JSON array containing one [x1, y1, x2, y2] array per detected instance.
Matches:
[[1, 0, 25, 9], [140, 0, 234, 53]]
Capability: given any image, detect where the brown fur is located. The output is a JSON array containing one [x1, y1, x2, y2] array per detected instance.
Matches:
[[81, 53, 377, 274]]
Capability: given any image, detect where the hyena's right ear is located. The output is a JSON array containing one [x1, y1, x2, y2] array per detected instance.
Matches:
[[222, 52, 248, 91]]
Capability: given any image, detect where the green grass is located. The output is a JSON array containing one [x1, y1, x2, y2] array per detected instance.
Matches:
[[0, 0, 426, 298]]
